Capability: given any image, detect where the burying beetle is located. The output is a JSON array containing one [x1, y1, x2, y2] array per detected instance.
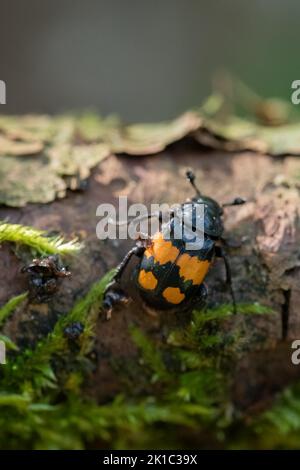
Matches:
[[103, 170, 246, 319]]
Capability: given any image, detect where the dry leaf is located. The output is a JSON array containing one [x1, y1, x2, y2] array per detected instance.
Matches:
[[2, 100, 300, 207], [77, 111, 202, 154], [0, 135, 44, 156]]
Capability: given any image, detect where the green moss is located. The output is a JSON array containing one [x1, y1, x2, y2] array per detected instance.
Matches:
[[130, 326, 170, 382], [0, 222, 82, 255], [168, 302, 273, 355], [0, 334, 18, 351], [223, 381, 300, 450], [262, 385, 300, 434], [196, 302, 274, 318], [2, 270, 115, 394], [0, 393, 219, 450], [0, 393, 30, 409], [0, 292, 27, 327], [0, 269, 280, 449]]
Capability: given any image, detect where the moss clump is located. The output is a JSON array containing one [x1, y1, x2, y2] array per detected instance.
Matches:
[[2, 268, 219, 449], [0, 265, 280, 449], [130, 326, 170, 383], [0, 292, 27, 327], [0, 222, 82, 255], [1, 270, 115, 394], [0, 334, 18, 351], [167, 302, 274, 359], [224, 381, 300, 450]]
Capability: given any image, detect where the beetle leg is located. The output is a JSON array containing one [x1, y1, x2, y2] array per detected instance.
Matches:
[[103, 245, 146, 320], [102, 289, 129, 320], [220, 236, 242, 249], [192, 283, 208, 311], [215, 246, 237, 314], [111, 245, 146, 284]]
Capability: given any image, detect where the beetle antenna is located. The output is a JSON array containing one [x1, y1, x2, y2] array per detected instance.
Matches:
[[186, 170, 201, 197]]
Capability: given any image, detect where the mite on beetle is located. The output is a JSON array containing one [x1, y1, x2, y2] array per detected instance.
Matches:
[[103, 170, 246, 319]]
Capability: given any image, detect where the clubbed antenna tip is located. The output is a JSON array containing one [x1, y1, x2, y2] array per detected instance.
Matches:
[[186, 169, 201, 197]]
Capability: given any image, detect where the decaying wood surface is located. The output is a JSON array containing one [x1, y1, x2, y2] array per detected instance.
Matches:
[[1, 139, 300, 409]]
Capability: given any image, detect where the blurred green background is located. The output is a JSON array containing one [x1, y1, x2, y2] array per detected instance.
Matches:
[[0, 0, 298, 121]]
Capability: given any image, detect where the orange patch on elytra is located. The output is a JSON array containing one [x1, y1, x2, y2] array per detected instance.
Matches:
[[144, 232, 179, 265], [176, 254, 210, 285], [162, 287, 185, 304], [138, 269, 158, 290]]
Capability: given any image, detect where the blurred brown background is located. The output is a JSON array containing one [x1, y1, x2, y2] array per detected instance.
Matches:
[[0, 0, 299, 121]]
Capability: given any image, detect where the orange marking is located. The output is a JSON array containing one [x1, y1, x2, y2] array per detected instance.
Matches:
[[162, 287, 185, 304], [138, 269, 158, 290], [176, 254, 210, 285], [144, 232, 179, 265]]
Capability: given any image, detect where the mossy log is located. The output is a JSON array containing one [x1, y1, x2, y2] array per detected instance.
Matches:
[[0, 140, 300, 407], [1, 133, 300, 447]]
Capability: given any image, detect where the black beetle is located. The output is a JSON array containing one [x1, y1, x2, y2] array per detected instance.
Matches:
[[103, 170, 246, 319]]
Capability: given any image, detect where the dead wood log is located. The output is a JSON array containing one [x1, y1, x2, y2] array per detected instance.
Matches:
[[1, 141, 300, 410]]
